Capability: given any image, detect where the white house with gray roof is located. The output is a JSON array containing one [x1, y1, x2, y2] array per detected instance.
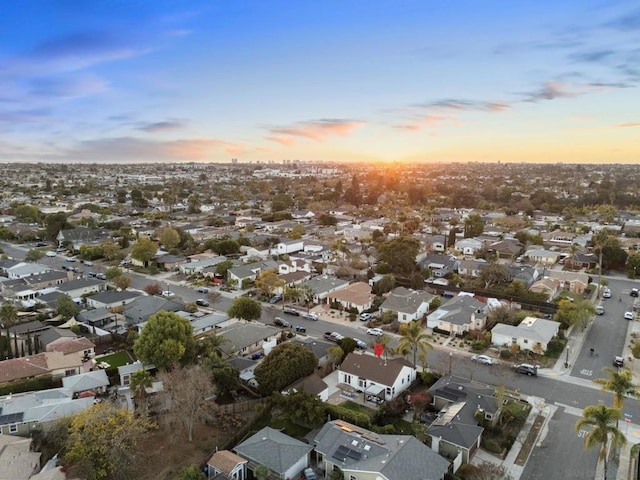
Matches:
[[86, 290, 141, 309], [379, 287, 435, 323], [312, 420, 450, 480], [299, 275, 350, 303], [5, 262, 52, 279], [491, 316, 560, 352], [426, 295, 486, 335], [234, 426, 312, 479], [216, 322, 280, 358]]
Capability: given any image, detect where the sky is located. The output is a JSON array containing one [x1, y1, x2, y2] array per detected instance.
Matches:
[[1, 0, 639, 165]]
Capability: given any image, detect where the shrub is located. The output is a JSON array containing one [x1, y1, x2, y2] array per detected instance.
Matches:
[[471, 340, 487, 351], [325, 404, 371, 429], [632, 342, 640, 359], [419, 371, 440, 386], [499, 349, 513, 359], [482, 437, 503, 454]]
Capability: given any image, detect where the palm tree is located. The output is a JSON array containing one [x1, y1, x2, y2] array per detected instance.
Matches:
[[129, 370, 153, 418], [594, 367, 639, 414], [198, 333, 229, 360], [396, 321, 433, 368], [575, 404, 626, 480]]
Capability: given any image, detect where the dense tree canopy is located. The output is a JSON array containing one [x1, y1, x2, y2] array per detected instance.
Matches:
[[376, 236, 420, 277], [133, 311, 198, 370], [254, 342, 317, 394], [227, 297, 262, 322], [131, 237, 158, 264]]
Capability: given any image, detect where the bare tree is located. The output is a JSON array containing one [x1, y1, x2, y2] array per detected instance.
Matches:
[[157, 365, 217, 442]]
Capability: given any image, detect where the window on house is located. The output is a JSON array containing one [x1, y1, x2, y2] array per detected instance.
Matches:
[[511, 338, 517, 343], [349, 476, 357, 480], [386, 387, 392, 395], [65, 369, 76, 376], [485, 413, 494, 421], [123, 375, 131, 386], [523, 339, 528, 344], [9, 424, 18, 433]]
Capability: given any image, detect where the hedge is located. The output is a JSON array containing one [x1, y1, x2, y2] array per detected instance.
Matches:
[[0, 374, 54, 396], [325, 404, 372, 429]]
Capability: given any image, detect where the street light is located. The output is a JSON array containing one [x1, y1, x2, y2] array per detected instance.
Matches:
[[449, 352, 453, 375], [564, 346, 570, 369]]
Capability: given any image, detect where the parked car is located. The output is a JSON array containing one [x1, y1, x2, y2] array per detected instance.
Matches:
[[596, 305, 605, 315], [197, 287, 210, 294], [301, 312, 318, 321], [195, 299, 210, 307], [294, 325, 306, 333], [471, 354, 494, 365], [273, 317, 290, 328], [283, 307, 300, 316], [366, 327, 384, 336], [514, 363, 538, 376], [66, 256, 77, 262], [303, 468, 318, 480], [624, 311, 634, 320], [269, 295, 283, 304], [632, 288, 639, 297], [360, 313, 372, 322], [603, 288, 612, 298], [332, 332, 345, 341], [45, 251, 56, 257], [161, 290, 175, 297], [82, 260, 93, 266], [96, 273, 107, 280], [614, 356, 624, 367], [355, 339, 367, 350]]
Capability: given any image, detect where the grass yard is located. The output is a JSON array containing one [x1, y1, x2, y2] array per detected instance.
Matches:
[[340, 400, 377, 417], [270, 416, 312, 438], [95, 350, 132, 368]]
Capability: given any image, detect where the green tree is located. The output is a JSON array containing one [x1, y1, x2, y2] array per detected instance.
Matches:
[[57, 295, 80, 320], [25, 249, 45, 262], [0, 303, 18, 328], [464, 213, 484, 238], [255, 269, 285, 298], [254, 465, 270, 480], [254, 342, 318, 394], [271, 193, 294, 213], [105, 266, 122, 280], [478, 263, 512, 290], [133, 311, 198, 370], [627, 252, 640, 278], [131, 237, 158, 265], [178, 465, 206, 480], [227, 297, 262, 322], [113, 275, 132, 290], [187, 193, 202, 214], [376, 236, 420, 277], [44, 212, 70, 240], [63, 403, 152, 480], [593, 367, 639, 413], [14, 204, 42, 223], [275, 390, 326, 426], [575, 404, 626, 480], [205, 355, 240, 397], [396, 321, 433, 367], [327, 467, 345, 480], [159, 227, 180, 250], [216, 259, 234, 277], [372, 274, 395, 295], [318, 213, 338, 226]]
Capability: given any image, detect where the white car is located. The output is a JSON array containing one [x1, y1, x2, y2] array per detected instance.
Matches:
[[471, 354, 494, 365], [161, 290, 175, 297], [301, 312, 318, 321], [360, 313, 373, 322], [624, 311, 634, 320], [366, 328, 384, 337], [603, 289, 612, 298], [45, 251, 56, 257]]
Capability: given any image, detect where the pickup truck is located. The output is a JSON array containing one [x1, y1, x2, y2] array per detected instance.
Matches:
[[324, 332, 337, 342]]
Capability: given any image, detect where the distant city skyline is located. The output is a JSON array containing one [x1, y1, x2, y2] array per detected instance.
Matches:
[[1, 1, 639, 164]]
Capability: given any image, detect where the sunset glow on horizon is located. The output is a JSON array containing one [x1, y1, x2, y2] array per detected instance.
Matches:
[[1, 1, 639, 164]]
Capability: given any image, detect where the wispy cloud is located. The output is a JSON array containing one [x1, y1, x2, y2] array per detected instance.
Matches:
[[413, 99, 510, 112], [137, 120, 186, 133], [605, 7, 640, 31], [617, 122, 640, 128], [394, 114, 457, 132], [28, 74, 108, 99], [523, 80, 628, 103], [267, 119, 363, 144]]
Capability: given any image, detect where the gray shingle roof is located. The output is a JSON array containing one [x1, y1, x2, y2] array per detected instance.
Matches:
[[380, 287, 434, 314], [234, 427, 312, 474]]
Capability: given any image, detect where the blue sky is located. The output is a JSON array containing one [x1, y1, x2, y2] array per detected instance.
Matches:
[[1, 0, 639, 164]]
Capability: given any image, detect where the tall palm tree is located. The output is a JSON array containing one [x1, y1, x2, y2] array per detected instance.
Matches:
[[396, 321, 433, 368], [594, 367, 639, 413], [575, 404, 626, 480], [129, 370, 153, 418]]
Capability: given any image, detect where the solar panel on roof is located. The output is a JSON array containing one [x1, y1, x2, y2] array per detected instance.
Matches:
[[347, 449, 362, 460], [332, 445, 350, 461], [0, 412, 24, 425]]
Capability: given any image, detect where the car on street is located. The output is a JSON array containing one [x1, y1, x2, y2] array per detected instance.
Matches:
[[65, 256, 77, 262], [332, 332, 345, 341], [471, 354, 494, 365], [355, 339, 367, 349], [632, 288, 639, 297], [514, 363, 538, 376], [596, 305, 605, 315], [269, 295, 283, 304], [284, 307, 300, 316], [301, 312, 318, 321], [366, 327, 384, 336], [197, 287, 210, 294], [360, 313, 372, 322], [273, 317, 290, 328], [95, 273, 106, 280], [614, 356, 624, 367], [294, 325, 306, 333], [603, 288, 612, 298], [82, 260, 93, 266], [45, 251, 56, 257], [624, 311, 634, 320], [161, 290, 175, 297], [195, 299, 210, 307]]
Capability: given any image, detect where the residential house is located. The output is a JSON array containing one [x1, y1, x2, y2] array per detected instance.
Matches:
[[326, 282, 375, 313], [524, 248, 563, 266], [508, 265, 540, 288], [454, 237, 483, 256], [379, 287, 435, 323], [0, 351, 86, 384], [420, 234, 447, 253], [426, 295, 486, 335], [286, 374, 329, 402], [290, 337, 334, 368], [312, 420, 450, 480], [337, 352, 416, 404], [529, 278, 560, 301], [229, 357, 260, 388], [273, 239, 304, 256], [5, 262, 52, 280], [486, 239, 523, 263], [192, 311, 229, 336], [216, 322, 281, 358], [56, 227, 110, 251], [546, 270, 591, 294], [428, 375, 499, 464], [85, 290, 141, 310], [207, 450, 248, 480], [227, 260, 278, 289], [564, 252, 598, 270], [55, 278, 107, 302], [61, 369, 109, 396], [491, 316, 560, 353], [300, 275, 350, 304], [179, 256, 228, 275], [155, 254, 188, 271], [420, 253, 458, 278], [234, 427, 312, 480], [45, 335, 95, 363], [77, 307, 120, 330], [457, 259, 487, 278], [123, 295, 185, 330], [0, 389, 94, 436], [0, 435, 41, 479]]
